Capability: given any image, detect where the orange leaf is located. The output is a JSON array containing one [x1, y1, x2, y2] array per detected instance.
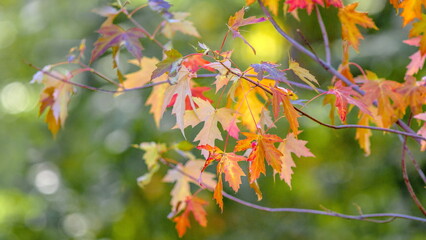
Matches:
[[235, 132, 283, 182], [270, 86, 300, 134], [355, 111, 373, 156], [198, 145, 246, 210], [414, 112, 426, 151], [399, 0, 426, 27], [396, 76, 426, 115], [338, 2, 378, 51], [173, 196, 208, 237], [360, 72, 403, 128], [409, 14, 426, 55]]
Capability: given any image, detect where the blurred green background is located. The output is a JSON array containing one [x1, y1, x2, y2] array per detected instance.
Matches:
[[0, 0, 425, 239]]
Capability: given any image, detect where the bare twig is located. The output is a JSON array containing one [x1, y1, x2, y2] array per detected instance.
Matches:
[[315, 5, 331, 65], [401, 136, 426, 215], [160, 158, 426, 223]]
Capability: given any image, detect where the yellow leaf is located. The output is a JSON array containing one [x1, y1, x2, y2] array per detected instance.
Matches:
[[338, 2, 378, 51], [289, 58, 319, 92]]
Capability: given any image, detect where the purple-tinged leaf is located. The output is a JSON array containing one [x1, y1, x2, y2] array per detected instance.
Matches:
[[149, 0, 173, 19], [90, 25, 145, 63], [251, 62, 287, 82]]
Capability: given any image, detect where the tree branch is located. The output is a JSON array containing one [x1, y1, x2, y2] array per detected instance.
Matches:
[[315, 5, 331, 65], [401, 136, 426, 216], [161, 158, 426, 223], [257, 0, 421, 144]]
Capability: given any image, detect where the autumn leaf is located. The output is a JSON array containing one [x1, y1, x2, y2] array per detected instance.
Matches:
[[161, 65, 196, 135], [338, 2, 378, 51], [414, 112, 426, 151], [251, 62, 287, 82], [182, 54, 214, 73], [167, 86, 212, 110], [148, 0, 173, 19], [206, 60, 241, 93], [173, 195, 208, 237], [197, 145, 246, 210], [31, 66, 75, 136], [399, 0, 426, 26], [396, 76, 426, 115], [286, 0, 323, 14], [360, 72, 403, 128], [184, 98, 240, 157], [117, 57, 165, 93], [152, 49, 183, 80], [278, 133, 314, 188], [136, 142, 167, 187], [228, 8, 266, 54], [162, 12, 200, 39], [163, 159, 216, 213], [228, 70, 274, 131], [355, 111, 373, 156], [90, 24, 145, 63], [409, 14, 426, 55], [324, 80, 371, 123], [270, 86, 300, 134], [403, 37, 426, 76], [235, 132, 283, 183], [259, 108, 276, 129], [289, 58, 319, 92]]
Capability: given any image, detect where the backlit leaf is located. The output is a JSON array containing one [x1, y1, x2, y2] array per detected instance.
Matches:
[[173, 195, 208, 237]]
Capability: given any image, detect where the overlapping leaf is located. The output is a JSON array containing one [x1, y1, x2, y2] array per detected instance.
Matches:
[[173, 196, 208, 237], [398, 0, 426, 26], [163, 159, 216, 213], [270, 86, 300, 134], [235, 132, 283, 182], [409, 14, 426, 55], [162, 12, 200, 39], [136, 142, 167, 187], [285, 0, 343, 14], [251, 62, 287, 82], [197, 145, 246, 210]]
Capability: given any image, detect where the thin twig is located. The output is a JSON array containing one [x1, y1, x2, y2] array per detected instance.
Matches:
[[401, 136, 426, 216], [161, 158, 426, 223], [397, 135, 426, 185], [315, 5, 331, 65]]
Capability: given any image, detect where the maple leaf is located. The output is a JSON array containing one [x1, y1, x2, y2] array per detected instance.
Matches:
[[338, 2, 378, 51], [90, 24, 145, 63], [162, 12, 200, 39], [259, 108, 276, 129], [151, 49, 183, 80], [184, 98, 240, 157], [173, 195, 208, 237], [360, 72, 403, 128], [146, 80, 168, 128], [227, 71, 274, 132], [286, 0, 324, 14], [228, 8, 266, 54], [197, 145, 246, 210], [246, 0, 281, 15], [205, 60, 241, 93], [270, 86, 300, 134], [235, 132, 283, 183], [289, 58, 319, 92], [404, 37, 426, 76], [161, 65, 197, 135], [163, 159, 216, 213], [355, 111, 373, 156], [396, 76, 426, 115], [399, 0, 426, 26], [182, 54, 214, 73], [136, 142, 167, 187], [251, 62, 287, 82], [31, 67, 75, 136], [324, 80, 371, 123], [409, 14, 426, 55], [167, 86, 212, 110], [414, 112, 426, 151], [117, 57, 165, 93], [278, 133, 314, 188], [148, 0, 173, 19]]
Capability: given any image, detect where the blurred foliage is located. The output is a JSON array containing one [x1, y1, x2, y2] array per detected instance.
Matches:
[[0, 0, 425, 239]]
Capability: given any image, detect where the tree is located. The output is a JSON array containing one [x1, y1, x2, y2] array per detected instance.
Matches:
[[30, 0, 426, 237]]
